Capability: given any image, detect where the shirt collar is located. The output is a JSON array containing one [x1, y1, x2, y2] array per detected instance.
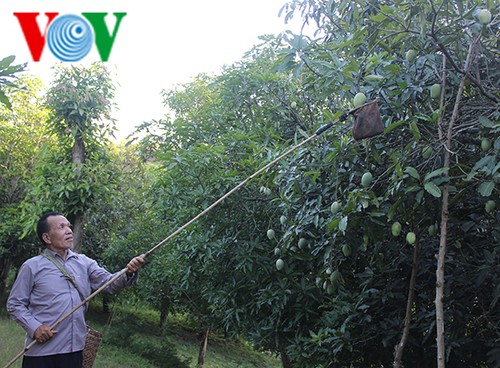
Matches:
[[44, 248, 79, 261]]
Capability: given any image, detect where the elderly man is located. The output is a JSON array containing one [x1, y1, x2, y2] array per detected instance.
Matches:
[[7, 212, 145, 368]]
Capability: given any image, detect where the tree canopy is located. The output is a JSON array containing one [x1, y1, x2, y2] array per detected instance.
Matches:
[[131, 0, 499, 367]]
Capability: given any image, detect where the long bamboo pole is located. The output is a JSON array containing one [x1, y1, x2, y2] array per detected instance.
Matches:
[[3, 107, 358, 368]]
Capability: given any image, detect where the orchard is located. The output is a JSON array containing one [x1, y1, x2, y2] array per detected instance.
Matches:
[[1, 1, 498, 368]]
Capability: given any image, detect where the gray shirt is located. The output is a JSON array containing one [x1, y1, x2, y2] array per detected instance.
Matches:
[[7, 248, 135, 356]]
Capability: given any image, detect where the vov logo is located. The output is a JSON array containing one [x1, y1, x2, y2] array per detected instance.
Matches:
[[14, 12, 127, 62]]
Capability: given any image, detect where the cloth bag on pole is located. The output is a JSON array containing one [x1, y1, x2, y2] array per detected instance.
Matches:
[[351, 100, 384, 140]]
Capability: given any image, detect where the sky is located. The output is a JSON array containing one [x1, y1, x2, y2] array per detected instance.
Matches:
[[1, 0, 308, 141]]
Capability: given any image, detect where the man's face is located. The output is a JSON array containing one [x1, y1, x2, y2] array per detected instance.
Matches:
[[43, 215, 74, 253]]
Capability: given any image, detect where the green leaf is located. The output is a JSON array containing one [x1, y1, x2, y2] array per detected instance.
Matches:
[[371, 13, 387, 22], [478, 116, 493, 128], [0, 88, 12, 109], [365, 74, 385, 82], [328, 219, 340, 231], [0, 55, 15, 69], [473, 155, 496, 175], [339, 216, 348, 233], [478, 181, 494, 197], [404, 166, 420, 180], [424, 182, 441, 197], [380, 5, 395, 13], [368, 211, 386, 218], [385, 119, 406, 134], [424, 168, 449, 181], [409, 122, 421, 140], [292, 252, 315, 261], [420, 12, 427, 40], [415, 113, 432, 122], [322, 109, 335, 121], [416, 190, 425, 204]]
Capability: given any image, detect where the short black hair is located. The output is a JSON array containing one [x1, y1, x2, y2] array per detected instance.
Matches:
[[37, 212, 64, 246]]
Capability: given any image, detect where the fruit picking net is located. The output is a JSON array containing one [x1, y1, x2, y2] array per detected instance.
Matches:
[[350, 100, 384, 140]]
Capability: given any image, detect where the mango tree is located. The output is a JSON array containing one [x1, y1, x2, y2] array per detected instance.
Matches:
[[129, 38, 325, 366], [0, 76, 50, 302], [131, 2, 498, 365], [81, 143, 154, 312], [25, 63, 117, 252], [271, 0, 499, 366]]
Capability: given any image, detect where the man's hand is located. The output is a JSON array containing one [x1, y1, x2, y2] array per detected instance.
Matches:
[[126, 254, 145, 275], [34, 324, 57, 343]]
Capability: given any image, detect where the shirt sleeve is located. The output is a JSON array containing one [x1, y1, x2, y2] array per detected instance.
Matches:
[[7, 262, 43, 338], [87, 257, 137, 294]]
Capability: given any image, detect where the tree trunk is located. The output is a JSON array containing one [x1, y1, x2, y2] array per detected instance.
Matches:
[[393, 240, 420, 368], [435, 35, 478, 368], [71, 136, 85, 253], [279, 340, 293, 368], [0, 256, 13, 302], [197, 328, 210, 367], [102, 293, 111, 314], [71, 213, 85, 253], [436, 190, 449, 368], [159, 283, 171, 327], [160, 308, 168, 328], [159, 296, 171, 328], [72, 136, 85, 165]]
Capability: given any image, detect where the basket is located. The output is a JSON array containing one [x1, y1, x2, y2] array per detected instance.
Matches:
[[82, 326, 102, 368]]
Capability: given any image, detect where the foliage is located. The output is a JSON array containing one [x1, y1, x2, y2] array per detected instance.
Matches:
[[0, 55, 27, 109], [271, 0, 499, 366], [132, 1, 499, 367], [82, 143, 151, 263], [128, 36, 343, 367], [0, 76, 50, 242], [0, 75, 51, 301], [45, 63, 116, 142], [19, 147, 113, 234], [20, 62, 119, 252]]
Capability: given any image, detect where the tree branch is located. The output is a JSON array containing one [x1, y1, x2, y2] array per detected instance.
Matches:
[[435, 33, 479, 368], [393, 240, 421, 368]]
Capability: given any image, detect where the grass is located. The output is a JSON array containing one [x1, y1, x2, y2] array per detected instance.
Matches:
[[0, 314, 157, 368], [0, 302, 280, 368], [93, 345, 159, 368], [0, 317, 24, 368]]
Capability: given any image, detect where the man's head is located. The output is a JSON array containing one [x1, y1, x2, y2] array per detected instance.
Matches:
[[37, 212, 73, 252]]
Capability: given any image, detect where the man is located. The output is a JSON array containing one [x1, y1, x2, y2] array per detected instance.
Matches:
[[7, 212, 146, 368]]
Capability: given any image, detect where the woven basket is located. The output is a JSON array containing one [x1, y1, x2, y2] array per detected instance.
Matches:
[[83, 326, 102, 368]]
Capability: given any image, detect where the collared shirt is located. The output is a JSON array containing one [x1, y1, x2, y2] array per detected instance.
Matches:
[[7, 249, 136, 356]]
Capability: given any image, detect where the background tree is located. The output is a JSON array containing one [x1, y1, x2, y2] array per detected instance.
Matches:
[[0, 75, 50, 302], [40, 63, 117, 252], [130, 35, 338, 367], [88, 143, 154, 312]]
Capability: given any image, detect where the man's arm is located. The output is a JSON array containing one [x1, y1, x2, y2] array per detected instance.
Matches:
[[7, 263, 44, 339], [88, 254, 146, 293], [125, 254, 146, 277]]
